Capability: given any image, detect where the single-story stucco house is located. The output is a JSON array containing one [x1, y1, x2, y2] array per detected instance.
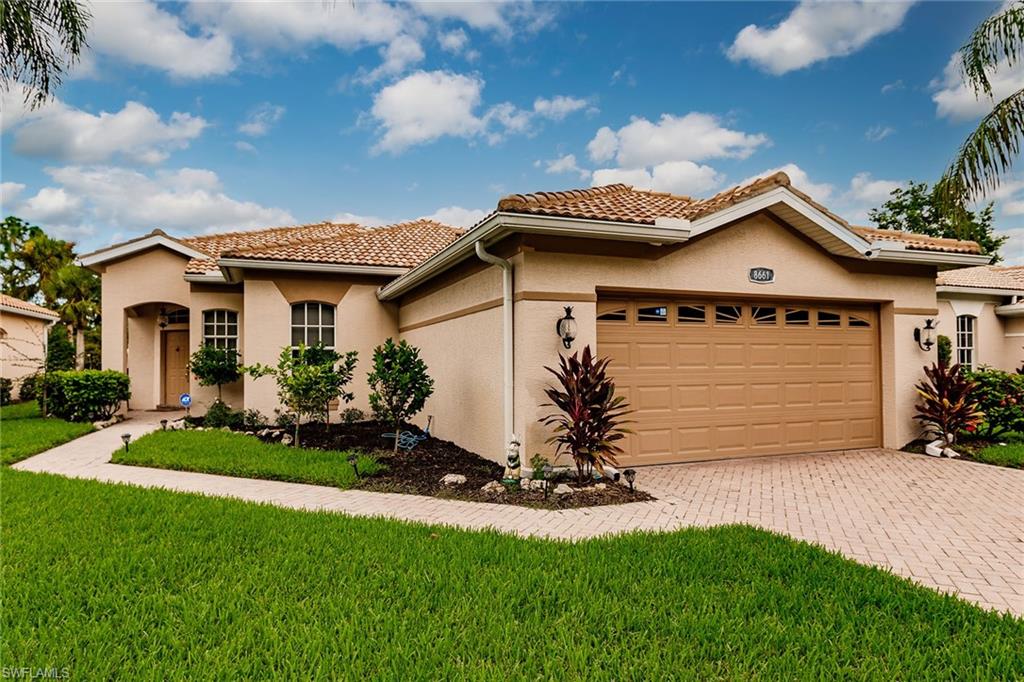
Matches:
[[81, 172, 996, 466], [1, 294, 59, 390], [935, 265, 1024, 372]]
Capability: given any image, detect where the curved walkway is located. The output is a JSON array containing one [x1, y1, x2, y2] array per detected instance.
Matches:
[[12, 410, 1023, 616]]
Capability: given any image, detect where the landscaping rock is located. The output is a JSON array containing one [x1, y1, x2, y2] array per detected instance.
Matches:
[[553, 483, 574, 495], [440, 473, 467, 486], [281, 434, 293, 446], [91, 414, 125, 430], [594, 483, 607, 491], [480, 480, 504, 493]]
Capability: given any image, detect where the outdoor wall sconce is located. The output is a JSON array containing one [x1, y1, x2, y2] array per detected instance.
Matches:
[[121, 433, 131, 451], [556, 306, 577, 349], [157, 307, 169, 329], [623, 468, 637, 492], [914, 319, 936, 352]]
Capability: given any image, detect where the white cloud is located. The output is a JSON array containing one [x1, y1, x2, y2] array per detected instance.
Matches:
[[593, 161, 723, 196], [543, 154, 588, 179], [88, 0, 234, 78], [741, 163, 835, 202], [533, 96, 589, 120], [19, 187, 83, 225], [846, 172, 901, 205], [727, 1, 913, 75], [357, 35, 426, 84], [932, 52, 1024, 121], [10, 99, 207, 164], [332, 211, 388, 227], [881, 79, 905, 94], [234, 141, 257, 153], [238, 103, 286, 137], [439, 28, 469, 54], [586, 113, 768, 167], [864, 124, 895, 142], [421, 205, 489, 227], [413, 1, 555, 35], [19, 165, 294, 238], [1, 182, 26, 208]]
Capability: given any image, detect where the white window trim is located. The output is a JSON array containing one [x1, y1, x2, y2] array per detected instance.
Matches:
[[955, 314, 976, 369]]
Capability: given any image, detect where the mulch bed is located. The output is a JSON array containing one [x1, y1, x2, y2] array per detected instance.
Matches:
[[902, 437, 1011, 467], [266, 420, 654, 509]]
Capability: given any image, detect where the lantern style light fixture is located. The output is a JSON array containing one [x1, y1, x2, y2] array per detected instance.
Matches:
[[121, 433, 132, 451], [157, 306, 169, 329], [160, 419, 168, 431], [914, 318, 937, 352], [556, 306, 577, 349], [542, 463, 554, 499], [348, 454, 359, 479], [623, 468, 637, 492]]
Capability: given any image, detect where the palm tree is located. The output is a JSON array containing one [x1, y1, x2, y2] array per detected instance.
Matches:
[[937, 2, 1024, 221], [41, 264, 99, 369], [22, 232, 74, 307], [1, 0, 91, 108]]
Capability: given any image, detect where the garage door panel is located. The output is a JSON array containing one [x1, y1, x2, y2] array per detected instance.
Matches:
[[599, 298, 881, 465]]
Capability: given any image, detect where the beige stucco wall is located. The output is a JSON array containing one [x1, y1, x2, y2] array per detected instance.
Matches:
[[242, 274, 398, 420], [398, 265, 506, 460], [0, 312, 52, 391], [189, 286, 244, 412], [937, 296, 1021, 371]]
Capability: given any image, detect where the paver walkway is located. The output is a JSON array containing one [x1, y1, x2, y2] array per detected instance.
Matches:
[[13, 411, 1023, 616]]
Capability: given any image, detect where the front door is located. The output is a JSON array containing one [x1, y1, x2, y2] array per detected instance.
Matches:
[[162, 330, 190, 406]]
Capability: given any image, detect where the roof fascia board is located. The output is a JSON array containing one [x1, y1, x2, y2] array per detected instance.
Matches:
[[377, 212, 691, 300], [873, 251, 993, 267], [937, 284, 1024, 296], [217, 258, 409, 279], [79, 234, 208, 267], [0, 304, 59, 322], [183, 272, 229, 284]]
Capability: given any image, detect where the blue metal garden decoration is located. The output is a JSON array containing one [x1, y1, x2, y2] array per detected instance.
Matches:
[[383, 415, 432, 451]]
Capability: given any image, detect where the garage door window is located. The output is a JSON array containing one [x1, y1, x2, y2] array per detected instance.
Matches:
[[817, 310, 841, 327], [785, 308, 810, 325], [956, 315, 975, 369], [638, 305, 668, 323], [752, 306, 777, 325], [848, 314, 871, 328], [677, 304, 706, 324], [597, 306, 627, 322], [715, 305, 742, 324]]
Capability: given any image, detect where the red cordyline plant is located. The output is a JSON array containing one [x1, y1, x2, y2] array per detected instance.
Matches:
[[540, 345, 632, 483], [913, 362, 984, 447]]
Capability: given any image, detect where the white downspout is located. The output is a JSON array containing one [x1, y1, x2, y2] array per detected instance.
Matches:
[[474, 241, 515, 454]]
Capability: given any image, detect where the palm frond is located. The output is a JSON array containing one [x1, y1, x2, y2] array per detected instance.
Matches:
[[937, 86, 1024, 209], [960, 1, 1024, 96]]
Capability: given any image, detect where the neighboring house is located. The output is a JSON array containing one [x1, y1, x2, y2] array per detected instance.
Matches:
[[0, 294, 59, 393], [936, 265, 1024, 372], [82, 172, 990, 466]]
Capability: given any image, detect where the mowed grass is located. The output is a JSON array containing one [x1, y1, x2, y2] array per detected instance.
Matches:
[[112, 429, 382, 488], [1, 401, 93, 465], [974, 442, 1024, 468], [3, 471, 1022, 679]]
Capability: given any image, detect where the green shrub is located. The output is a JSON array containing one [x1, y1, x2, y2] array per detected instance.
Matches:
[[190, 345, 242, 400], [42, 370, 131, 422], [913, 363, 983, 446], [243, 409, 268, 430], [367, 339, 434, 452], [341, 407, 365, 425], [18, 374, 39, 403], [0, 378, 12, 406], [204, 400, 243, 429], [937, 334, 952, 366], [964, 367, 1024, 437], [46, 326, 75, 372]]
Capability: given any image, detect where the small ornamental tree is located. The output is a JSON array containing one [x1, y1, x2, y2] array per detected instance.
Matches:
[[541, 345, 632, 483], [189, 345, 242, 401], [914, 362, 984, 447], [246, 344, 357, 446], [46, 325, 75, 372], [367, 339, 434, 452]]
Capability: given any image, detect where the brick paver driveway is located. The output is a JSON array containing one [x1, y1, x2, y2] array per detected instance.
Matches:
[[15, 418, 1023, 615], [639, 450, 1023, 615]]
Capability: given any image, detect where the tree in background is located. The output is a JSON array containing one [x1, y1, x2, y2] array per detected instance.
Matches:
[[41, 263, 100, 369], [937, 2, 1024, 223], [869, 182, 1007, 260], [46, 325, 75, 372], [1, 217, 73, 302], [1, 0, 90, 107]]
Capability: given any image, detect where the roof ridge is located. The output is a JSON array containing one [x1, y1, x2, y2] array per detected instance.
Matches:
[[182, 221, 361, 245], [222, 224, 370, 258], [497, 183, 634, 211]]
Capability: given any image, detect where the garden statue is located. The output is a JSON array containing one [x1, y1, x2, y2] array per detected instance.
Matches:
[[502, 435, 521, 484]]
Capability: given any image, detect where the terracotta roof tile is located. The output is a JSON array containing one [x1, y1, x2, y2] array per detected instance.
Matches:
[[937, 265, 1024, 290], [0, 294, 59, 318], [181, 222, 364, 274], [851, 226, 983, 255]]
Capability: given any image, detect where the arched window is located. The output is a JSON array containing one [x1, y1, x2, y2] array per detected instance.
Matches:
[[203, 310, 238, 349], [955, 315, 975, 369], [291, 302, 335, 349]]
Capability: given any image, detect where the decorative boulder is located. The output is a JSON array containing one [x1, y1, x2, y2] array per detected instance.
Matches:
[[480, 480, 504, 493], [281, 433, 293, 446], [440, 473, 467, 486], [553, 484, 574, 495]]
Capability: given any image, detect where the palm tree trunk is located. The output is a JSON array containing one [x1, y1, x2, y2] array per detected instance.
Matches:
[[74, 327, 85, 370]]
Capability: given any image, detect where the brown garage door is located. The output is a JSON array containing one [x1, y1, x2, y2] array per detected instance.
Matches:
[[598, 298, 881, 465]]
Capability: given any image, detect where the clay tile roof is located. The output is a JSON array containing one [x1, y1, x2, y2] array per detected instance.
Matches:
[[495, 172, 981, 255], [0, 294, 59, 318], [850, 226, 983, 255], [937, 265, 1024, 290], [219, 219, 465, 269], [181, 222, 366, 274]]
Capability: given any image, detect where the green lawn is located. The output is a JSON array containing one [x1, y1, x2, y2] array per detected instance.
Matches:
[[973, 442, 1024, 468], [1, 401, 93, 465], [2, 471, 1021, 678], [112, 430, 382, 487]]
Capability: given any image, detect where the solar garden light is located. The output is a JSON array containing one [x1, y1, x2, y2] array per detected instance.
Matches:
[[542, 463, 554, 499], [623, 468, 637, 492], [347, 454, 359, 479], [121, 433, 132, 452], [555, 306, 577, 350], [160, 419, 168, 431]]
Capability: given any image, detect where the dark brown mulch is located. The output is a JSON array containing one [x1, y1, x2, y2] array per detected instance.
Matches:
[[902, 437, 1011, 466], [267, 420, 654, 509]]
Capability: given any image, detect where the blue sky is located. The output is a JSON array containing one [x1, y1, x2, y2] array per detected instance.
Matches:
[[2, 1, 1021, 262]]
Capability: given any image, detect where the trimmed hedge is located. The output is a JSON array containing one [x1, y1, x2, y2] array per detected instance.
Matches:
[[18, 374, 39, 403], [42, 370, 130, 422], [0, 378, 11, 406]]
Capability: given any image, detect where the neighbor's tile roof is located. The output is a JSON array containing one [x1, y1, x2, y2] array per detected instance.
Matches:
[[0, 294, 59, 318], [180, 220, 464, 274], [494, 172, 982, 255], [937, 265, 1024, 291]]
